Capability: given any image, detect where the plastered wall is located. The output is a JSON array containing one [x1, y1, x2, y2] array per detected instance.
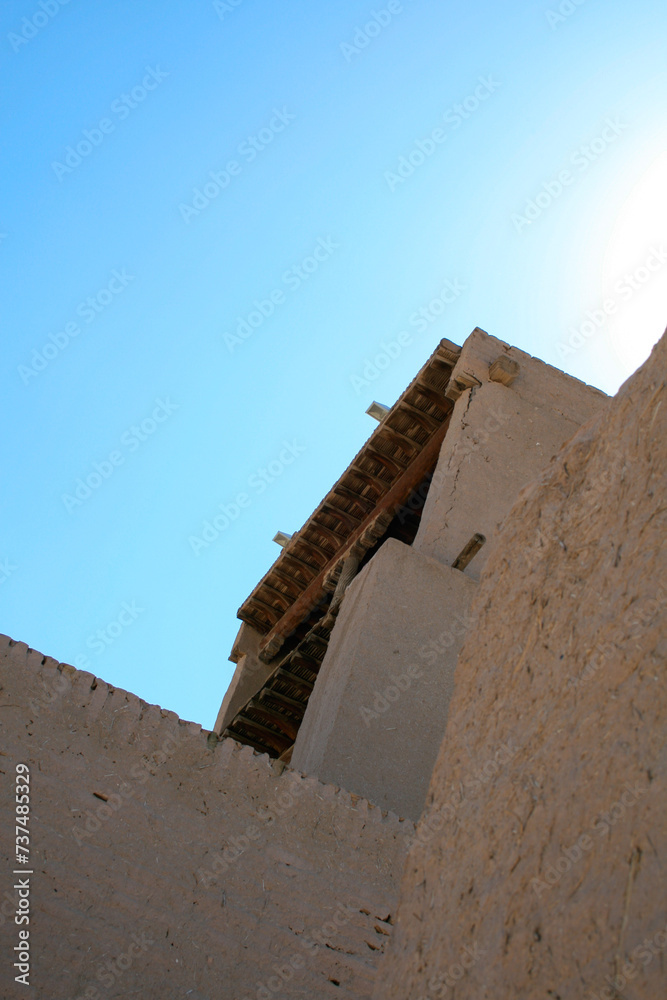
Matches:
[[373, 332, 667, 1000], [292, 539, 478, 820], [415, 329, 607, 579], [0, 636, 412, 1000]]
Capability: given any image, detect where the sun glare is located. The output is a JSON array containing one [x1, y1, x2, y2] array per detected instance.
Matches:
[[601, 151, 667, 375]]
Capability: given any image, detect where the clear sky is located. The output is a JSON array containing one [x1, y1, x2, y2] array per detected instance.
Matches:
[[1, 0, 665, 729]]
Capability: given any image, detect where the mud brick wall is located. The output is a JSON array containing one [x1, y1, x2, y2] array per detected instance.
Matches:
[[0, 637, 412, 1000], [374, 333, 667, 1000]]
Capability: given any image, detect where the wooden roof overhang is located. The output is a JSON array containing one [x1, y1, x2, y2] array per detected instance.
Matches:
[[225, 338, 462, 757]]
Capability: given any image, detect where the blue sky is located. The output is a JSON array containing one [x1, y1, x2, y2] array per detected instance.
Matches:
[[1, 0, 665, 728]]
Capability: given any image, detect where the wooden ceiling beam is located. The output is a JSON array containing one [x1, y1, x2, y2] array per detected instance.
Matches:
[[381, 424, 420, 457], [275, 666, 314, 693], [260, 687, 308, 712], [231, 716, 290, 753], [258, 410, 452, 660], [247, 702, 300, 741], [321, 501, 362, 532], [399, 400, 441, 433], [413, 383, 452, 411], [365, 447, 405, 478], [349, 466, 390, 494], [307, 520, 347, 548], [223, 727, 274, 756], [332, 483, 376, 514], [283, 550, 322, 577]]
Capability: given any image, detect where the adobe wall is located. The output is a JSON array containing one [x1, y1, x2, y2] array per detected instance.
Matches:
[[292, 539, 477, 820], [373, 332, 667, 1000], [0, 636, 412, 1000], [292, 331, 606, 821], [414, 328, 607, 579], [214, 331, 606, 762], [213, 622, 275, 735]]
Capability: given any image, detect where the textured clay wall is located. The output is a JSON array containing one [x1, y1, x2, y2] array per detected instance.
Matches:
[[415, 329, 606, 580], [374, 332, 667, 1000], [293, 539, 477, 821], [213, 623, 273, 735], [0, 636, 412, 1000]]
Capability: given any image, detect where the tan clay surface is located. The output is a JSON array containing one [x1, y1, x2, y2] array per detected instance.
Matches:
[[0, 637, 412, 1000], [373, 332, 666, 1000], [293, 539, 478, 820]]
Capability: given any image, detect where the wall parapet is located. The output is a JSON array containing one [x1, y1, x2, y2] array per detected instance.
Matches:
[[0, 633, 412, 1000]]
